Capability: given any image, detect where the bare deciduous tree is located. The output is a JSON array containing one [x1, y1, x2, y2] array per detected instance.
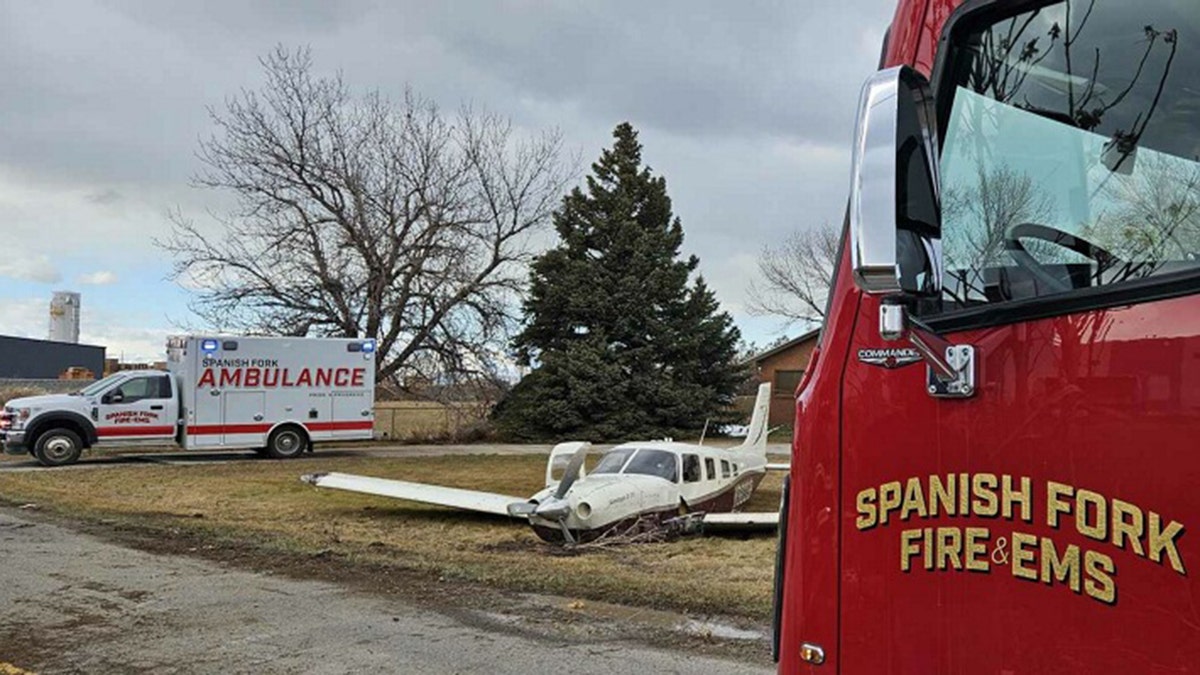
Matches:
[[1083, 152, 1200, 275], [160, 47, 571, 393], [943, 165, 1055, 269], [747, 223, 840, 325], [941, 165, 1055, 305]]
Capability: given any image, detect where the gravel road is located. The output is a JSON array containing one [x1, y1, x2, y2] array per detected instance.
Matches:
[[0, 442, 791, 472], [0, 509, 771, 675]]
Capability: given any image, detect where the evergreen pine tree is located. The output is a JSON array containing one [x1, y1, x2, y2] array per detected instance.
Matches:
[[493, 123, 743, 440]]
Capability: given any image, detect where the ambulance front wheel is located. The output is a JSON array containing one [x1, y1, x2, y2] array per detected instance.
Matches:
[[33, 428, 83, 467], [266, 425, 309, 459]]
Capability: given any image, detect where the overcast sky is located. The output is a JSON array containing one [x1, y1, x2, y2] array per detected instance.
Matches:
[[0, 0, 895, 361]]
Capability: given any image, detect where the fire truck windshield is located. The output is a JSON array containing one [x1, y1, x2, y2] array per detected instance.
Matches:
[[939, 0, 1199, 309]]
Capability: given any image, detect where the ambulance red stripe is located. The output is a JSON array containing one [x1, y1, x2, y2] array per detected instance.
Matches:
[[96, 425, 176, 437], [186, 421, 374, 436]]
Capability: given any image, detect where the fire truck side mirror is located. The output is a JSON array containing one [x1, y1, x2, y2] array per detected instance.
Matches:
[[848, 66, 943, 297]]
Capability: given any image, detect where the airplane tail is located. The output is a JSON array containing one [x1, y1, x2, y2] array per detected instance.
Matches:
[[738, 382, 772, 455]]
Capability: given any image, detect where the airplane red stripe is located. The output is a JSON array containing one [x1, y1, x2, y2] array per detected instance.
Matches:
[[186, 421, 373, 436], [97, 425, 176, 437]]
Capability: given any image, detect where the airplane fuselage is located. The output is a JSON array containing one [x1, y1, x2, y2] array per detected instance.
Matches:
[[521, 440, 768, 543]]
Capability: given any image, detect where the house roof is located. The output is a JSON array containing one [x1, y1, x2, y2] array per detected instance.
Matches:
[[743, 328, 821, 365]]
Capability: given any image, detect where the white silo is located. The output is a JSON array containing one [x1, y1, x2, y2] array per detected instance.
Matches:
[[49, 291, 81, 343]]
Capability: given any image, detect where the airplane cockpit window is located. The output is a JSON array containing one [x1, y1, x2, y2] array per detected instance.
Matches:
[[682, 454, 701, 483], [623, 449, 679, 482], [704, 457, 716, 481], [592, 448, 635, 475], [720, 460, 731, 479]]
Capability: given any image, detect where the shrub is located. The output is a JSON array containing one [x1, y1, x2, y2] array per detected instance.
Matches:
[[0, 387, 46, 408]]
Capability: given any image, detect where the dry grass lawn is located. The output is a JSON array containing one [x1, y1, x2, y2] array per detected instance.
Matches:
[[0, 452, 784, 619]]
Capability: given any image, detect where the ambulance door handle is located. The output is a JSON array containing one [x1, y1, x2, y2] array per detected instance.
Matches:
[[253, 414, 264, 421], [150, 405, 164, 410], [210, 390, 221, 396]]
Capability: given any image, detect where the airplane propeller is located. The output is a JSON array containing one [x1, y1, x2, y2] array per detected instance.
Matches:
[[553, 442, 590, 500], [505, 443, 591, 544], [544, 442, 591, 543]]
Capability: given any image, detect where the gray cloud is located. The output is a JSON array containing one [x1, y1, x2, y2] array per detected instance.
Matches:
[[0, 252, 60, 284], [86, 189, 123, 205], [0, 0, 896, 343]]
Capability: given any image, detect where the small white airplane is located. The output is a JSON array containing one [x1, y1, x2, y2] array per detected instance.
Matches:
[[302, 383, 785, 544]]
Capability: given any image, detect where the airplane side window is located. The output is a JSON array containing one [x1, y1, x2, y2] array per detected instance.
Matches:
[[720, 460, 731, 479], [704, 458, 716, 481], [682, 454, 701, 483], [732, 463, 739, 477]]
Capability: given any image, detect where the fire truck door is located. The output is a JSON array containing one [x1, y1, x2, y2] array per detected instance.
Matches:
[[94, 373, 177, 443], [838, 2, 1200, 668]]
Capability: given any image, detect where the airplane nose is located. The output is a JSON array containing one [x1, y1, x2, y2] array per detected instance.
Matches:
[[534, 498, 570, 520]]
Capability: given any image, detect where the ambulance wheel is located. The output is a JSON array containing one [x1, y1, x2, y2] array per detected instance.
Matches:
[[34, 428, 83, 467], [266, 425, 308, 459]]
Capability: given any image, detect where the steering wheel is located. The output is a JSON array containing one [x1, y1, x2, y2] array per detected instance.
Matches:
[[1003, 223, 1123, 294]]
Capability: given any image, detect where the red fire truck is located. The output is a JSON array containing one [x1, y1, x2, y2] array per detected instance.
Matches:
[[774, 0, 1198, 672]]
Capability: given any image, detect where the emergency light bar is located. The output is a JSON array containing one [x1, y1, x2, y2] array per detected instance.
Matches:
[[347, 340, 377, 354]]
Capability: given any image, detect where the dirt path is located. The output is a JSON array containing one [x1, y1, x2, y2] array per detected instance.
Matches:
[[0, 509, 771, 674]]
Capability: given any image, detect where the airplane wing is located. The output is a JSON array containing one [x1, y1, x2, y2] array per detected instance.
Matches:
[[701, 511, 780, 532], [302, 472, 524, 518], [765, 463, 790, 471]]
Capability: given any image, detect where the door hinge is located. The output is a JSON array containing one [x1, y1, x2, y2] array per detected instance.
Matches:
[[880, 298, 976, 399], [925, 343, 975, 398], [800, 642, 826, 665]]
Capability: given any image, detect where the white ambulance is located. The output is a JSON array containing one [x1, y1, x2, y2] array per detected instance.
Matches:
[[1, 336, 376, 466]]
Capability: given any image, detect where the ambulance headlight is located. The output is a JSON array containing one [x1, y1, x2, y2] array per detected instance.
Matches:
[[6, 408, 31, 429], [201, 339, 219, 352]]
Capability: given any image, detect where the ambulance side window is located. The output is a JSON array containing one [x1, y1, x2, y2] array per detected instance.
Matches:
[[154, 375, 173, 399], [112, 376, 154, 404], [682, 454, 701, 483]]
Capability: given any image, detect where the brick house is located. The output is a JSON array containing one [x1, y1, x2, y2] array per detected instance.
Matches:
[[745, 329, 820, 427]]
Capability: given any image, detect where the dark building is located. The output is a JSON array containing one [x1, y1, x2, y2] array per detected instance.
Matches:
[[0, 335, 106, 380]]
